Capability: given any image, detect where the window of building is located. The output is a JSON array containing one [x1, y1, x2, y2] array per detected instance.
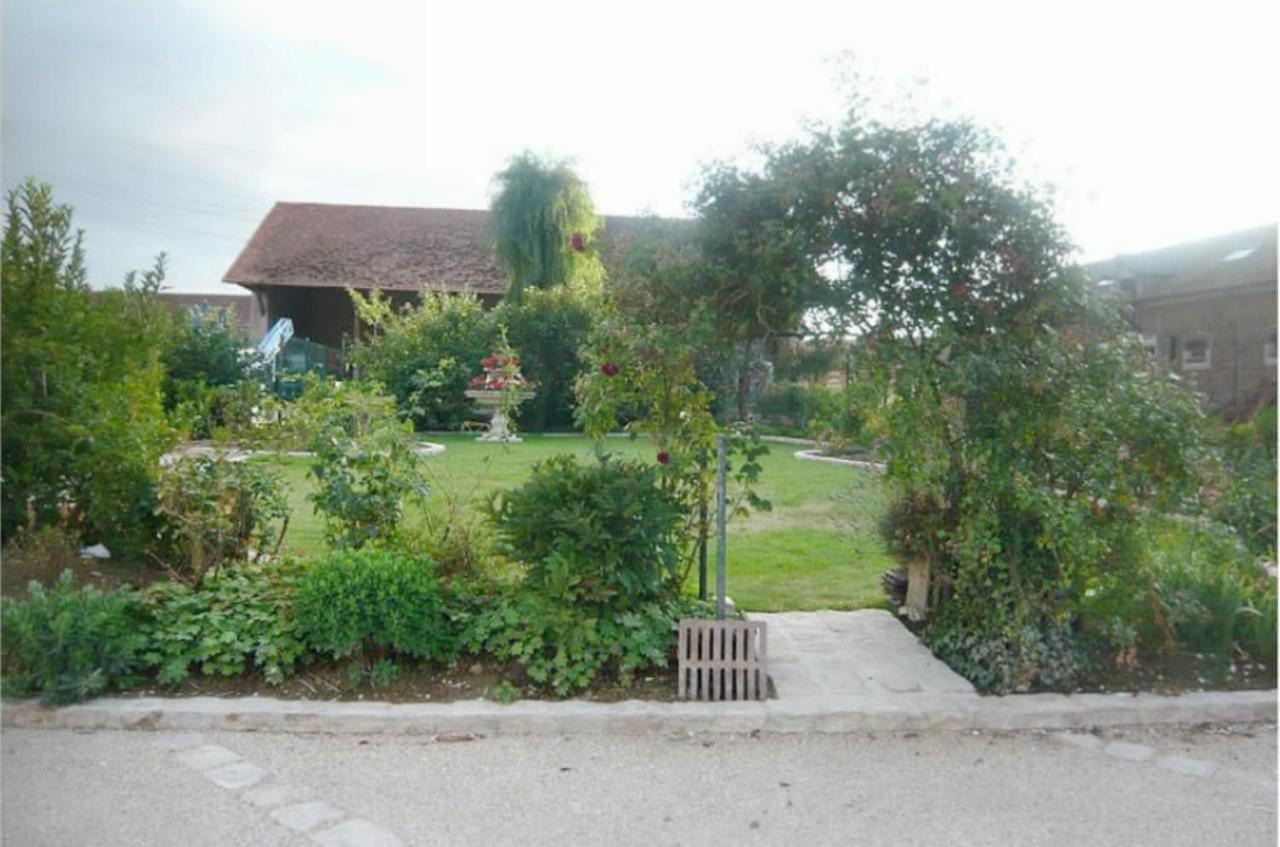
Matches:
[[1141, 334, 1158, 359], [1182, 336, 1211, 371], [1266, 329, 1277, 367]]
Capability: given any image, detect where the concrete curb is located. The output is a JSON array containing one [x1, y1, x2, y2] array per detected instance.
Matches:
[[161, 442, 446, 467], [793, 449, 886, 472], [5, 690, 1273, 737]]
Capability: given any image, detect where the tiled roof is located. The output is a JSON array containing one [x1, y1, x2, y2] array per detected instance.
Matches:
[[1085, 224, 1277, 302], [223, 202, 676, 295]]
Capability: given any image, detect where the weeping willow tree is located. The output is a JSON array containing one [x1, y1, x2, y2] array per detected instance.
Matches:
[[490, 152, 604, 302]]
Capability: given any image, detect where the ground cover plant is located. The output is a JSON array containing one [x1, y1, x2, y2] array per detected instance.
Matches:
[[142, 561, 307, 685], [0, 572, 151, 704]]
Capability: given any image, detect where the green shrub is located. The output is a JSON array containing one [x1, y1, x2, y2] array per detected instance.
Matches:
[[756, 381, 841, 435], [142, 562, 307, 685], [1151, 520, 1277, 669], [163, 306, 253, 411], [348, 290, 497, 430], [290, 378, 428, 549], [496, 286, 596, 431], [879, 318, 1209, 693], [465, 591, 711, 695], [485, 454, 682, 608], [293, 550, 454, 661], [153, 455, 289, 584], [2, 179, 176, 555], [171, 378, 270, 443], [1214, 406, 1277, 557], [1, 571, 150, 704]]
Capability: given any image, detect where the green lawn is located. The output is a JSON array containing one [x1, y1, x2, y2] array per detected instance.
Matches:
[[261, 434, 893, 611]]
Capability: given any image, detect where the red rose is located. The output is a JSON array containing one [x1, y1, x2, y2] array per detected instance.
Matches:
[[601, 362, 619, 377], [656, 452, 670, 465], [571, 232, 586, 252]]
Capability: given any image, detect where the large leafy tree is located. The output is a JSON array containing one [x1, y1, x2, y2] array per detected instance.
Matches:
[[1, 177, 175, 553], [489, 152, 603, 302], [699, 114, 1212, 691]]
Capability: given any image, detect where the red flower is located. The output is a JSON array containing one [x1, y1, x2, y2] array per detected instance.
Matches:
[[656, 452, 670, 465], [952, 283, 968, 300], [571, 232, 586, 252], [601, 362, 619, 377], [491, 379, 506, 389]]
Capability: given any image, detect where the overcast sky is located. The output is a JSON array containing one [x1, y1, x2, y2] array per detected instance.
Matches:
[[3, 0, 1277, 294]]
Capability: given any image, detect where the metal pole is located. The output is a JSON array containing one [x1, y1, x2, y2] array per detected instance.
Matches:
[[715, 433, 728, 620], [698, 451, 708, 600], [698, 496, 708, 601]]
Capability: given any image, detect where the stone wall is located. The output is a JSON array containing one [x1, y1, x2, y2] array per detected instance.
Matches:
[[1132, 283, 1277, 416]]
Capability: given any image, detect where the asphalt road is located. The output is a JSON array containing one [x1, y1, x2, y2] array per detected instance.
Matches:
[[2, 723, 1276, 846]]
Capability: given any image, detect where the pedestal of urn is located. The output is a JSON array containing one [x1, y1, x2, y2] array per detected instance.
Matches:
[[464, 389, 535, 443]]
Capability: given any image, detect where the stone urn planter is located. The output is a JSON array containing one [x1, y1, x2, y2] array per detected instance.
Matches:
[[464, 388, 535, 443]]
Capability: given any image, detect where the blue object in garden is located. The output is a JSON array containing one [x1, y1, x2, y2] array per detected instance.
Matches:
[[257, 318, 294, 361]]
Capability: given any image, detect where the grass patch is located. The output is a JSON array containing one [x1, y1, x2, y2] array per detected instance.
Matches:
[[260, 433, 894, 611]]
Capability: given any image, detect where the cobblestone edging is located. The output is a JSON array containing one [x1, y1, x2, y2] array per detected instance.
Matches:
[[5, 689, 1274, 738], [165, 736, 404, 846]]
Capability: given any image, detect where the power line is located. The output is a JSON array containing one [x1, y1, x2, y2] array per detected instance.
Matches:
[[0, 172, 267, 220], [0, 180, 264, 224]]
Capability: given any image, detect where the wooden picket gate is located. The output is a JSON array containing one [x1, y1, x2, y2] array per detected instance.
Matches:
[[677, 619, 768, 701]]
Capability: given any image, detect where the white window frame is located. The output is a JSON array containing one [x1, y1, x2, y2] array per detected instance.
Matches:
[[1182, 336, 1212, 371], [1141, 333, 1158, 359]]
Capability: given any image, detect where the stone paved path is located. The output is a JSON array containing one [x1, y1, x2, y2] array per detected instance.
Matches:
[[748, 609, 976, 698]]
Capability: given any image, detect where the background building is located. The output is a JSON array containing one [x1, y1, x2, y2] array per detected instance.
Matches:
[[1087, 224, 1277, 418], [223, 202, 661, 350]]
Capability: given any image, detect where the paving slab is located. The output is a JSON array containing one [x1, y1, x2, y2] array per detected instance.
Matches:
[[240, 782, 297, 809], [204, 760, 269, 790], [749, 610, 976, 698], [177, 744, 240, 771], [272, 800, 346, 833], [311, 818, 403, 847]]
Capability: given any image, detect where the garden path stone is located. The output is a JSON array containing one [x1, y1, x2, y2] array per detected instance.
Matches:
[[240, 783, 297, 809], [311, 818, 403, 847], [748, 610, 976, 699], [271, 800, 346, 832], [203, 761, 269, 790], [178, 744, 241, 771], [1104, 741, 1155, 762]]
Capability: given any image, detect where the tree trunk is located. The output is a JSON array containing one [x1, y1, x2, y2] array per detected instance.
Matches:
[[900, 558, 930, 623]]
